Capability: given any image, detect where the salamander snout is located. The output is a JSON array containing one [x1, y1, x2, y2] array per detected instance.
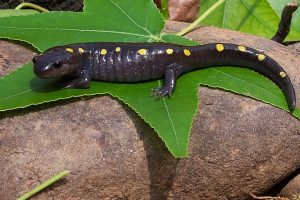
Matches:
[[33, 54, 79, 79], [33, 62, 58, 79], [33, 54, 64, 78]]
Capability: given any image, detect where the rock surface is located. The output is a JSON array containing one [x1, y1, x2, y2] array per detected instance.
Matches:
[[280, 173, 300, 198], [0, 40, 35, 77], [0, 21, 300, 200], [168, 0, 199, 22]]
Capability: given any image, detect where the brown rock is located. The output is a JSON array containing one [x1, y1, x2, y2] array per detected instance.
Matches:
[[289, 42, 300, 54], [0, 21, 300, 200], [153, 0, 161, 9], [280, 173, 300, 198], [169, 0, 199, 22], [0, 40, 36, 77]]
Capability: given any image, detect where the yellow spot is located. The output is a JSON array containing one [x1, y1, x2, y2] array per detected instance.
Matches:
[[138, 48, 147, 55], [216, 44, 224, 52], [183, 49, 191, 56], [115, 47, 121, 52], [279, 71, 286, 78], [100, 49, 107, 55], [238, 46, 246, 52], [78, 48, 84, 54], [257, 54, 266, 61], [66, 48, 74, 53], [166, 49, 174, 54]]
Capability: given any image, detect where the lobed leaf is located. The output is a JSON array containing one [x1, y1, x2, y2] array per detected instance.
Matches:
[[0, 0, 163, 51], [200, 0, 300, 41]]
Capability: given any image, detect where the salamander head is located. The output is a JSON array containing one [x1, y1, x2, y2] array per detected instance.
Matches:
[[33, 46, 80, 79]]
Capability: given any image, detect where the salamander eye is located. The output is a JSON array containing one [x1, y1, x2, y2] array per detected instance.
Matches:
[[32, 56, 37, 64]]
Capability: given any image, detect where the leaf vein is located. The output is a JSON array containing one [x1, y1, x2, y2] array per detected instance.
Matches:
[[158, 81, 181, 154], [240, 0, 275, 32], [109, 0, 154, 36], [0, 25, 151, 39], [212, 68, 286, 102], [222, 0, 229, 28]]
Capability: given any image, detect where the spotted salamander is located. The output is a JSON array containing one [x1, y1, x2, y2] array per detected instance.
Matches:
[[32, 42, 296, 112]]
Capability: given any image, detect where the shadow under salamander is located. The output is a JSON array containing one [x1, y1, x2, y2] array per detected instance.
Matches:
[[29, 77, 66, 93], [121, 103, 180, 200]]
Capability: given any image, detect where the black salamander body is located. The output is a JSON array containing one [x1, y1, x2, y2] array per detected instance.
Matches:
[[33, 42, 296, 112]]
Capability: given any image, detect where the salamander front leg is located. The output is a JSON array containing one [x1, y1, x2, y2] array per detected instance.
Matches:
[[61, 76, 91, 89], [152, 63, 182, 99], [60, 71, 91, 89]]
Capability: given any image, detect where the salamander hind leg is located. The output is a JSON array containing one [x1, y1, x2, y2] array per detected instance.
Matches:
[[152, 63, 182, 99]]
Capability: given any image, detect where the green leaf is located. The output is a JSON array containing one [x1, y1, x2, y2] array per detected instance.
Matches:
[[0, 0, 163, 51], [160, 0, 170, 19], [0, 0, 298, 157], [161, 33, 200, 45], [200, 0, 300, 41], [0, 9, 39, 17]]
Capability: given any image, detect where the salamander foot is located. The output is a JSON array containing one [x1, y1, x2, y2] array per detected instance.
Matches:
[[60, 77, 91, 89], [151, 86, 172, 99]]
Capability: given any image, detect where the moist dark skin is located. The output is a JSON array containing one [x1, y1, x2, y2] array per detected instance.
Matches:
[[32, 42, 296, 112]]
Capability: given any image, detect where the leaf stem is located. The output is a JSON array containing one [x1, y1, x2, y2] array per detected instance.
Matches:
[[15, 3, 49, 12], [17, 170, 70, 200], [176, 0, 225, 36]]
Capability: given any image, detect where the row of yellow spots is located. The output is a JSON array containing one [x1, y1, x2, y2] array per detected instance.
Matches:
[[66, 46, 192, 57], [66, 47, 117, 55], [138, 48, 191, 56], [215, 43, 266, 61], [66, 47, 86, 54], [215, 43, 286, 78], [65, 45, 286, 78]]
